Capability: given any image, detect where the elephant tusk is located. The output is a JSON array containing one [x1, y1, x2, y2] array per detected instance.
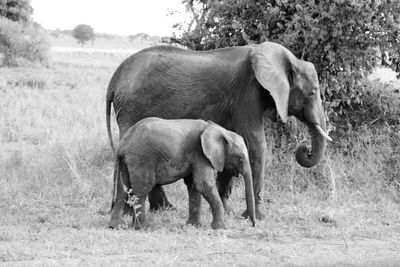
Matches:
[[315, 124, 333, 142]]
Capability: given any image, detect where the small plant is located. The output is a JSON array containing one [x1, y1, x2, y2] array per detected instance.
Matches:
[[124, 187, 142, 229]]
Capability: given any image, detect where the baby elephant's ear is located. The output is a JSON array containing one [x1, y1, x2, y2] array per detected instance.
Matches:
[[200, 125, 226, 172]]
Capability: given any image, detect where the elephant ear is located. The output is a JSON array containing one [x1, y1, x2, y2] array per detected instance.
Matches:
[[200, 124, 227, 172], [251, 42, 298, 123]]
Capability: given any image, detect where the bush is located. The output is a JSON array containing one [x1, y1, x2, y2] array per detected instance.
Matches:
[[0, 18, 50, 66]]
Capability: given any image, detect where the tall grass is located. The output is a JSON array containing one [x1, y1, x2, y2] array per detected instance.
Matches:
[[0, 52, 122, 210], [0, 50, 399, 241]]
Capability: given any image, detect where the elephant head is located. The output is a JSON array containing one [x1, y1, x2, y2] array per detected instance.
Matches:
[[200, 122, 256, 226], [251, 42, 332, 168]]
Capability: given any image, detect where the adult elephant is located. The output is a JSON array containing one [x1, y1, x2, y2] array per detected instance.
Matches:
[[106, 41, 331, 219]]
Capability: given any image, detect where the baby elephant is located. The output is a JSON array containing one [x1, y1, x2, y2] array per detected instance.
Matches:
[[109, 117, 256, 230]]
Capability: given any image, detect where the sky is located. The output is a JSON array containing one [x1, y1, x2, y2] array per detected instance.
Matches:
[[31, 0, 189, 36]]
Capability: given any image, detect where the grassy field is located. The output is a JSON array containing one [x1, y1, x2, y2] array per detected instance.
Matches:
[[49, 35, 153, 54], [1, 44, 400, 265]]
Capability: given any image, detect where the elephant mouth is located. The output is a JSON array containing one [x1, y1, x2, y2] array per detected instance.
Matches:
[[314, 123, 332, 142], [228, 168, 240, 178]]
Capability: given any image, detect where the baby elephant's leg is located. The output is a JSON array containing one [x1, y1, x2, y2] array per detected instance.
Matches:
[[109, 188, 125, 228], [184, 174, 202, 227], [109, 160, 130, 229], [129, 169, 155, 230], [193, 160, 225, 230], [216, 170, 235, 216]]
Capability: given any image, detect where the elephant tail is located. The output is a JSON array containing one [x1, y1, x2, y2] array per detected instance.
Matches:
[[106, 90, 115, 154]]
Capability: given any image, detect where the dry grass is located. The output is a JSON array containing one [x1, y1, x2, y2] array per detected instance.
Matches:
[[0, 49, 399, 265]]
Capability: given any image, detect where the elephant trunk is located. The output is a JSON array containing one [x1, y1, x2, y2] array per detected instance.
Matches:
[[242, 158, 256, 226], [295, 121, 328, 168]]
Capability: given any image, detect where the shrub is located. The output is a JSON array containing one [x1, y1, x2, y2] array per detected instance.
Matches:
[[0, 18, 50, 66]]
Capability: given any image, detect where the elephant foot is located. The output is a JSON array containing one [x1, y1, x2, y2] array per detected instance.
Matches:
[[109, 218, 124, 229], [242, 206, 265, 220], [186, 218, 202, 228], [149, 202, 176, 212], [211, 220, 226, 230]]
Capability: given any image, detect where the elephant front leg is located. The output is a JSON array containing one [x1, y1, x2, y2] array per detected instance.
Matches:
[[194, 161, 225, 230], [201, 185, 225, 230], [241, 131, 267, 220], [217, 170, 235, 216], [184, 175, 202, 227]]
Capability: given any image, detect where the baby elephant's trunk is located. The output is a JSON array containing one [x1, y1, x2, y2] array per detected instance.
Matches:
[[242, 158, 256, 226]]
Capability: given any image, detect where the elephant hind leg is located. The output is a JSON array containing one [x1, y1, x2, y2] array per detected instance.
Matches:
[[128, 170, 155, 230], [109, 158, 130, 229], [184, 174, 202, 227], [109, 194, 125, 229], [148, 184, 175, 211], [131, 194, 147, 230]]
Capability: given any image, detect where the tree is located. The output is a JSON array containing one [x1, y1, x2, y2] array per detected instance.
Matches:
[[171, 0, 400, 120], [0, 0, 33, 23], [72, 24, 95, 47]]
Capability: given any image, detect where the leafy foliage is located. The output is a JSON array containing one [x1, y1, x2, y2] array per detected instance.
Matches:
[[171, 0, 400, 123], [0, 0, 33, 23], [0, 17, 49, 66], [72, 24, 95, 46]]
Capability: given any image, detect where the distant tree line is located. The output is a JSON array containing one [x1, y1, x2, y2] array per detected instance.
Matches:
[[49, 28, 72, 38]]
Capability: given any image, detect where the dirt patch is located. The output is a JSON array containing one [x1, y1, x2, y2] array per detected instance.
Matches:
[[1, 229, 399, 266], [1, 202, 399, 266]]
